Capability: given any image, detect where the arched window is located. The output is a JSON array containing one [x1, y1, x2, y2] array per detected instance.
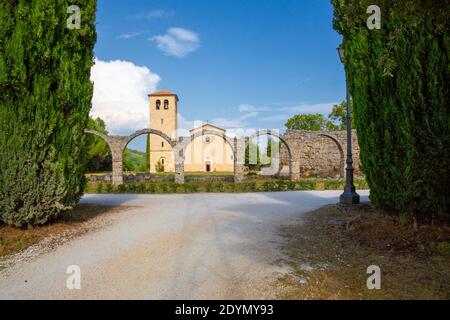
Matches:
[[161, 141, 164, 148], [164, 99, 169, 110], [156, 100, 161, 110], [160, 158, 165, 165]]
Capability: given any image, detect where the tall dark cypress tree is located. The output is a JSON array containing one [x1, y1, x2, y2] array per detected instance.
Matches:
[[331, 0, 450, 223], [0, 1, 97, 226]]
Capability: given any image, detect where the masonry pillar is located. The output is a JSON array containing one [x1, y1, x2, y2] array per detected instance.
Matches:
[[234, 137, 245, 183], [174, 162, 185, 184], [173, 140, 186, 184], [112, 152, 124, 185], [290, 160, 301, 182]]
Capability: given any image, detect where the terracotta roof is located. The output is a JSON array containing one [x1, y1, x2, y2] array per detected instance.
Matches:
[[148, 90, 179, 100]]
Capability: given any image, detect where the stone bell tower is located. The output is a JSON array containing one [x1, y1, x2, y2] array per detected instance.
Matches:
[[148, 90, 179, 173]]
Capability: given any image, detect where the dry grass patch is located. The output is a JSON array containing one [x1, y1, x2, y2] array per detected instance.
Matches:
[[0, 205, 131, 259], [276, 203, 450, 300]]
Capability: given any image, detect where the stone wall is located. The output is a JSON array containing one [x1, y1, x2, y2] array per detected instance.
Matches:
[[279, 130, 362, 178]]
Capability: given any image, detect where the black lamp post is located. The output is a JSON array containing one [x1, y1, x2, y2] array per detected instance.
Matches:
[[337, 45, 360, 205]]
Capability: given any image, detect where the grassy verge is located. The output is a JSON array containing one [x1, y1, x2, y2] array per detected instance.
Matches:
[[0, 205, 128, 259], [276, 204, 450, 299], [85, 178, 369, 194]]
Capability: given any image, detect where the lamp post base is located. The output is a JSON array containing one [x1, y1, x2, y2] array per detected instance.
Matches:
[[340, 189, 360, 205]]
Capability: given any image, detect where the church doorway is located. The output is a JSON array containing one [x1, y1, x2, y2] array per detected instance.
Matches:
[[205, 161, 211, 172]]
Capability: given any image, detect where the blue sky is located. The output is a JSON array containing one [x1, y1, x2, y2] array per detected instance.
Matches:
[[91, 0, 345, 149]]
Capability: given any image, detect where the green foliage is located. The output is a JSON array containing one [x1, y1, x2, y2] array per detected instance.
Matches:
[[85, 117, 111, 172], [331, 0, 450, 223], [0, 1, 97, 226], [245, 142, 261, 170], [285, 113, 337, 131], [123, 148, 147, 172], [155, 160, 165, 173], [328, 100, 355, 130]]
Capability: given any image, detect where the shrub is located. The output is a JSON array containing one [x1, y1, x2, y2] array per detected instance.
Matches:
[[147, 184, 156, 193], [169, 183, 179, 193], [324, 180, 344, 190], [206, 183, 214, 192], [297, 180, 316, 191], [106, 184, 114, 193], [96, 183, 104, 194], [0, 1, 97, 226], [159, 184, 168, 193]]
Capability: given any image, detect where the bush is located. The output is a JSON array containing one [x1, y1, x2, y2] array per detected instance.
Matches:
[[159, 184, 168, 193], [169, 183, 179, 193], [297, 180, 316, 191], [206, 183, 214, 192], [0, 1, 97, 226], [147, 184, 156, 193], [332, 0, 450, 223], [106, 184, 114, 193], [96, 183, 104, 194], [324, 180, 344, 190]]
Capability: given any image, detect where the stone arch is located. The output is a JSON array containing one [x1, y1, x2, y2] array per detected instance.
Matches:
[[123, 129, 176, 177], [125, 129, 175, 149], [318, 133, 345, 178], [246, 130, 297, 181]]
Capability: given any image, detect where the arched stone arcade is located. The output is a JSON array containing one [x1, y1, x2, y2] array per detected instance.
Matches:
[[85, 128, 358, 185]]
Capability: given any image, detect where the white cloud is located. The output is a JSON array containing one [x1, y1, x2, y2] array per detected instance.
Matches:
[[151, 27, 200, 58], [259, 102, 338, 122], [90, 59, 161, 135], [118, 30, 149, 39], [238, 104, 271, 112], [133, 9, 174, 20], [211, 111, 259, 129]]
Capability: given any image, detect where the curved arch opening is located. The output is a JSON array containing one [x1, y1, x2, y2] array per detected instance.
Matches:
[[84, 130, 113, 175], [246, 131, 293, 179], [123, 130, 174, 177]]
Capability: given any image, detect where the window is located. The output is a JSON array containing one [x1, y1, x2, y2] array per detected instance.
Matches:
[[164, 100, 169, 110], [161, 141, 164, 148], [205, 137, 211, 143], [161, 118, 164, 125], [160, 158, 165, 165], [156, 100, 161, 110]]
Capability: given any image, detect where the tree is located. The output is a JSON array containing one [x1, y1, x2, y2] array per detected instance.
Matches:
[[285, 113, 337, 131], [85, 117, 111, 173], [328, 100, 354, 130], [332, 0, 450, 223], [245, 142, 261, 171], [0, 1, 97, 226]]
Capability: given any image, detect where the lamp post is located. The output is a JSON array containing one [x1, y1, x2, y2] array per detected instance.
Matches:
[[337, 45, 360, 205]]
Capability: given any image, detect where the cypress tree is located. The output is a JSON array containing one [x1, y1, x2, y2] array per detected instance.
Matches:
[[0, 1, 97, 226], [331, 0, 450, 223]]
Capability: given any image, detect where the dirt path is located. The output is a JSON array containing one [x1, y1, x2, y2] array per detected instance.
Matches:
[[0, 191, 369, 299]]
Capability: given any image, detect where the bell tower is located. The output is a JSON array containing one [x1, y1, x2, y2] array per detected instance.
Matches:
[[148, 90, 179, 173]]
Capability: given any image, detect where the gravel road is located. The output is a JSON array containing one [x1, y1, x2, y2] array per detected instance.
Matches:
[[0, 191, 369, 299]]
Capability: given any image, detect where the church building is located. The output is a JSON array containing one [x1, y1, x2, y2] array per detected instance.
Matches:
[[148, 90, 234, 173]]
